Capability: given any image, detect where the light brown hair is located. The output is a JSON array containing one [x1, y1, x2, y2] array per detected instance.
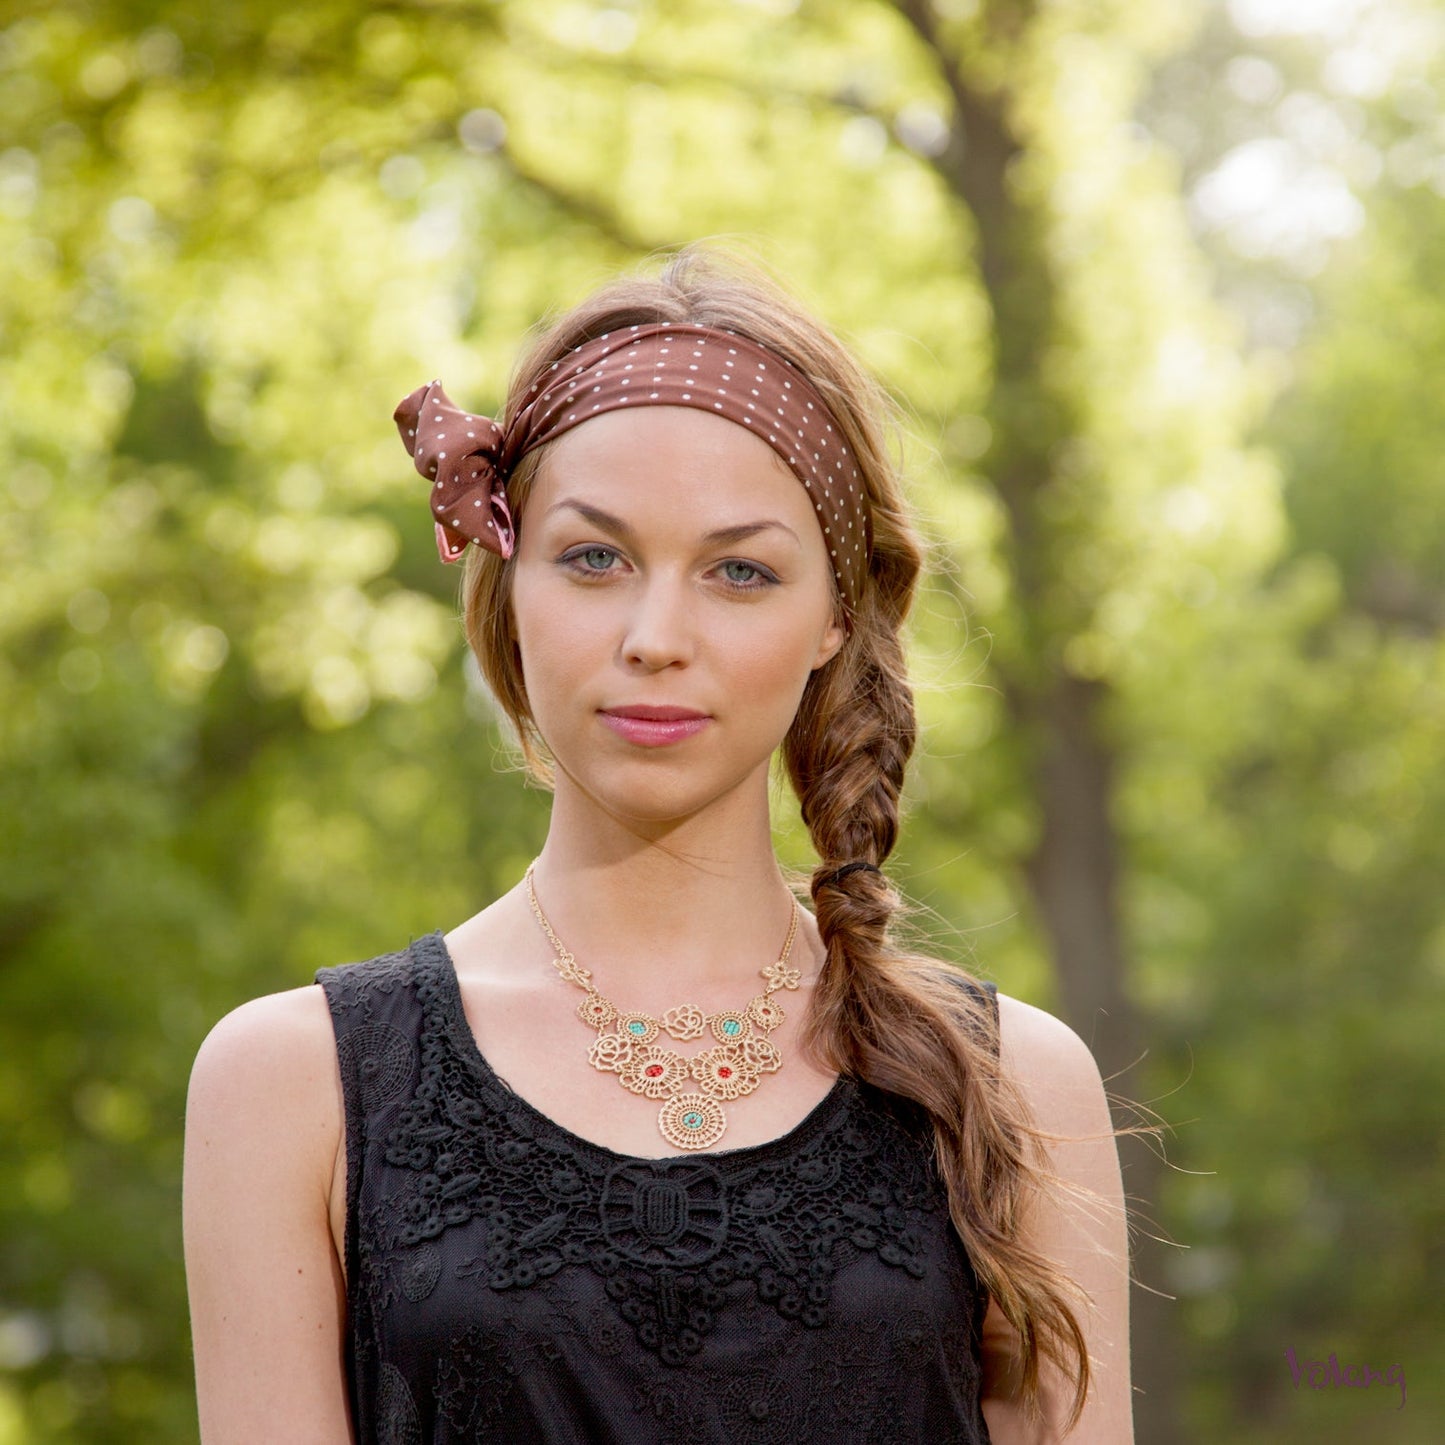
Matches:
[[460, 245, 1093, 1426]]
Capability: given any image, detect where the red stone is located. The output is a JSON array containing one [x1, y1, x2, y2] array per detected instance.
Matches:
[[718, 1067, 733, 1078], [645, 1064, 664, 1078]]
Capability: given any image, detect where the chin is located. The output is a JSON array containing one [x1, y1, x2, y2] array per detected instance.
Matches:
[[561, 744, 778, 818]]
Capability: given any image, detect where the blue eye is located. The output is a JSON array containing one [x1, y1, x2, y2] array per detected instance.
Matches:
[[718, 559, 771, 591], [565, 546, 621, 576], [558, 547, 777, 594]]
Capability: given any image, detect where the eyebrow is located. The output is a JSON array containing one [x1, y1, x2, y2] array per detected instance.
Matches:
[[544, 498, 800, 549]]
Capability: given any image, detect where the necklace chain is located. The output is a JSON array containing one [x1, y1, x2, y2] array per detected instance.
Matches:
[[523, 860, 802, 1150]]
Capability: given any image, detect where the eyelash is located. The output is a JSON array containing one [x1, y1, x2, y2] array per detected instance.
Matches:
[[558, 546, 778, 594]]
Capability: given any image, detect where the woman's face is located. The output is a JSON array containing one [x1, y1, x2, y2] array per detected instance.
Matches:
[[509, 406, 847, 821]]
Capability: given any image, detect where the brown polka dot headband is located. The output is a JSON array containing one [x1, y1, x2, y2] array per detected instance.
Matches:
[[393, 322, 873, 628]]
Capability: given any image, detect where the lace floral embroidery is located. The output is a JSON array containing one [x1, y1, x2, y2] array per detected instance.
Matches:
[[336, 942, 950, 1368], [317, 938, 996, 1444], [375, 1362, 421, 1445]]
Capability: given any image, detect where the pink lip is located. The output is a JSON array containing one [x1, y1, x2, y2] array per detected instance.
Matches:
[[599, 712, 711, 747], [602, 706, 708, 720]]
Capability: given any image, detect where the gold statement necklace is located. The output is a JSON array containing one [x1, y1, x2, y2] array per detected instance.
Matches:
[[523, 860, 803, 1151]]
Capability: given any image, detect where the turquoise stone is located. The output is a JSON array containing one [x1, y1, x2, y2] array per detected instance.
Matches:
[[683, 1112, 704, 1129], [722, 1019, 741, 1036], [628, 1020, 647, 1035]]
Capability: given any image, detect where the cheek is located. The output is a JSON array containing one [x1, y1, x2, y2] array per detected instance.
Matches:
[[510, 580, 594, 703], [721, 626, 823, 735]]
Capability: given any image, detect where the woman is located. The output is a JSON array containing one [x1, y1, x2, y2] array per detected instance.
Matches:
[[183, 247, 1132, 1442]]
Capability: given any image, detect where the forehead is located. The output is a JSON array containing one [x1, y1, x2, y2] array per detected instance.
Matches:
[[532, 406, 810, 524]]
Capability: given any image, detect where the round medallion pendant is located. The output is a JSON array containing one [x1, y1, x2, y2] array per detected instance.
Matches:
[[709, 1010, 752, 1046], [658, 1092, 727, 1150]]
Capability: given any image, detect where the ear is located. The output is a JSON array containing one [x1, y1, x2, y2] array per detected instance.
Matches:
[[812, 616, 847, 671]]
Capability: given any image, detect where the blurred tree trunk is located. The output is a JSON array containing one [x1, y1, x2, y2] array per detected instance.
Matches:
[[893, 3, 1182, 1438]]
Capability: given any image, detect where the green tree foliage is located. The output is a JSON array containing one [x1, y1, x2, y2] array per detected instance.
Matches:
[[1, 1, 1441, 1440], [1133, 5, 1445, 1436]]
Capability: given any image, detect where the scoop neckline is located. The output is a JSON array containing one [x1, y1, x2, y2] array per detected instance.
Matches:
[[416, 929, 854, 1167]]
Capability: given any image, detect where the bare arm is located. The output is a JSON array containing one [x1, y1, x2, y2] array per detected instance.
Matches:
[[183, 984, 353, 1444], [979, 994, 1134, 1443]]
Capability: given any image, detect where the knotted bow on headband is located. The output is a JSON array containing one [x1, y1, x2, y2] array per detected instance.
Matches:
[[394, 323, 873, 625], [393, 387, 517, 562]]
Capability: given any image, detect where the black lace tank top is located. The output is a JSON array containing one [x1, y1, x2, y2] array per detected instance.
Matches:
[[316, 932, 997, 1444]]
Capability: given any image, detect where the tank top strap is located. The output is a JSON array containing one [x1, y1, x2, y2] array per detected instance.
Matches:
[[313, 941, 433, 1332], [314, 942, 432, 1116], [937, 966, 1000, 1060], [315, 944, 443, 1122]]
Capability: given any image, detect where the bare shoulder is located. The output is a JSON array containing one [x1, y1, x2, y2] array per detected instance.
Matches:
[[184, 984, 353, 1441], [979, 993, 1134, 1441], [188, 983, 339, 1126], [992, 992, 1113, 1136], [185, 983, 344, 1203]]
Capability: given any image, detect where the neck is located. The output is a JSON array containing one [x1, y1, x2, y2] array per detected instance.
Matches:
[[520, 847, 816, 1005]]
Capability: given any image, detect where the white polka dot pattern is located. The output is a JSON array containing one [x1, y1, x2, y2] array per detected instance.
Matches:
[[393, 384, 516, 563], [394, 323, 871, 626]]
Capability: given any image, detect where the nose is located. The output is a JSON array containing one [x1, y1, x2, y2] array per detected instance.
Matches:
[[619, 571, 697, 670]]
